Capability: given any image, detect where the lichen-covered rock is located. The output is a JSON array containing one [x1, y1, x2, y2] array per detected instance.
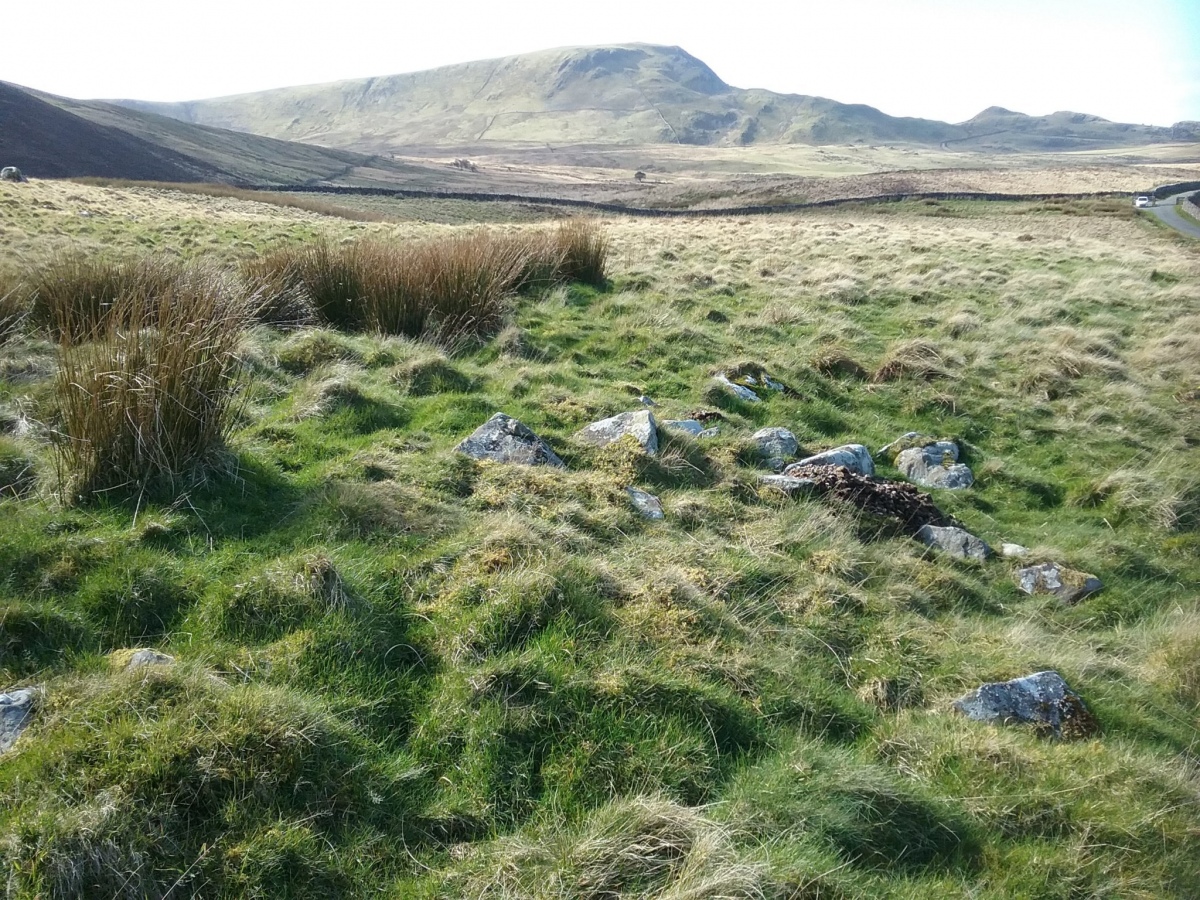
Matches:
[[0, 167, 25, 183], [576, 410, 658, 455], [111, 648, 175, 671], [626, 487, 664, 520], [916, 524, 991, 560], [0, 688, 37, 755], [1015, 563, 1103, 605], [456, 413, 565, 467], [661, 419, 705, 436], [895, 442, 974, 489], [786, 444, 874, 477], [714, 374, 759, 403], [752, 427, 799, 471], [758, 474, 818, 496], [953, 671, 1096, 738]]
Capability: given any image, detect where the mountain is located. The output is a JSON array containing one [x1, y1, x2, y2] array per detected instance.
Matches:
[[109, 44, 1194, 153]]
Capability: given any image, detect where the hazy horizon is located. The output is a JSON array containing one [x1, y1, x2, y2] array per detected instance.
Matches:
[[6, 0, 1199, 127]]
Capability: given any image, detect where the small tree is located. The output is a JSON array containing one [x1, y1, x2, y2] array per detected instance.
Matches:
[[634, 171, 646, 183]]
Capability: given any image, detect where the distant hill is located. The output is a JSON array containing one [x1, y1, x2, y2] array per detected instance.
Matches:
[[110, 44, 1197, 153]]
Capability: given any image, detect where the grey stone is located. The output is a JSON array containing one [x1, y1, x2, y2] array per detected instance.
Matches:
[[715, 374, 760, 403], [0, 688, 37, 755], [626, 487, 664, 520], [125, 649, 175, 671], [0, 167, 25, 183], [752, 427, 799, 471], [895, 442, 974, 489], [698, 427, 720, 439], [456, 413, 565, 468], [758, 474, 818, 496], [662, 419, 705, 436], [1015, 563, 1103, 605], [916, 524, 992, 560], [1001, 543, 1030, 559], [576, 410, 658, 455], [637, 395, 656, 407], [878, 432, 930, 460], [953, 671, 1095, 738], [786, 444, 875, 477]]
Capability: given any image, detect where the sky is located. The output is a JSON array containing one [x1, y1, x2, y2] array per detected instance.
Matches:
[[6, 0, 1199, 126]]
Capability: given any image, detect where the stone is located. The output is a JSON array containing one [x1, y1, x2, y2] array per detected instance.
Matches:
[[661, 419, 705, 436], [878, 431, 933, 461], [626, 487, 664, 520], [758, 474, 818, 496], [916, 524, 991, 561], [715, 374, 760, 403], [786, 444, 875, 477], [895, 442, 974, 489], [0, 688, 37, 755], [0, 167, 25, 183], [576, 410, 658, 455], [752, 427, 799, 471], [1001, 543, 1030, 559], [698, 427, 720, 439], [456, 413, 565, 468], [112, 648, 175, 671], [637, 395, 656, 407], [953, 671, 1095, 738], [1015, 563, 1103, 605]]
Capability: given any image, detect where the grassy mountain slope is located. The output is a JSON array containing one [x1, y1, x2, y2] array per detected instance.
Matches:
[[111, 44, 1195, 153], [0, 180, 1198, 897]]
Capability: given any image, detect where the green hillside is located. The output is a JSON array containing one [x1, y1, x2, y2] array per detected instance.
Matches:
[[111, 44, 1195, 153], [0, 180, 1198, 898]]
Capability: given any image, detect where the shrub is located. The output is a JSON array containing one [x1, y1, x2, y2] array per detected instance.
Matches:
[[52, 267, 252, 500]]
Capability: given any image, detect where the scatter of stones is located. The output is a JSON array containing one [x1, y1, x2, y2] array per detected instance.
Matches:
[[0, 369, 1106, 756]]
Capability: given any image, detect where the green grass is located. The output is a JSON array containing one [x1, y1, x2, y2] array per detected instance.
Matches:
[[0, 188, 1197, 898]]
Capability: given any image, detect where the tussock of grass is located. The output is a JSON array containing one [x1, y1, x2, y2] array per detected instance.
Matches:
[[52, 267, 252, 500], [872, 339, 950, 382]]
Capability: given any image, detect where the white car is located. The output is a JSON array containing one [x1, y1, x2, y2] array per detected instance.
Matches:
[[1134, 195, 1153, 208]]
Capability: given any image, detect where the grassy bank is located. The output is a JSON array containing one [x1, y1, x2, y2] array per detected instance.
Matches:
[[0, 181, 1197, 898]]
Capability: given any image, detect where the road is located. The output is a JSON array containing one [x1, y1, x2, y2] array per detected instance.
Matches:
[[1145, 193, 1200, 239]]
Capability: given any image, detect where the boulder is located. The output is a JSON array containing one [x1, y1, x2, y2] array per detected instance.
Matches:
[[0, 167, 25, 183], [626, 487, 664, 520], [786, 444, 875, 477], [661, 419, 705, 436], [1015, 563, 1103, 605], [714, 374, 760, 403], [953, 671, 1095, 738], [0, 688, 37, 755], [752, 427, 799, 471], [916, 524, 991, 561], [576, 410, 658, 455], [456, 413, 565, 468], [895, 442, 974, 489], [758, 474, 818, 496]]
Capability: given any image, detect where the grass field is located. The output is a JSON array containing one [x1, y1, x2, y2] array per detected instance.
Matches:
[[0, 178, 1198, 898]]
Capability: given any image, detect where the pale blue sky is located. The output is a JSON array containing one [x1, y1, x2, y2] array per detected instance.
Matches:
[[8, 0, 1199, 125]]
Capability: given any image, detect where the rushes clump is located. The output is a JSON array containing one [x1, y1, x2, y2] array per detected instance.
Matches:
[[52, 267, 251, 500]]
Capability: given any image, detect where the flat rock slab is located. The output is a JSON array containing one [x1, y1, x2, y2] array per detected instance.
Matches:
[[916, 524, 991, 560], [1016, 562, 1103, 605], [456, 413, 565, 468], [752, 427, 799, 471], [759, 474, 818, 496], [626, 487, 664, 520], [786, 444, 875, 477], [0, 688, 38, 755], [662, 419, 705, 436], [577, 410, 658, 455], [953, 671, 1096, 738], [896, 442, 974, 489]]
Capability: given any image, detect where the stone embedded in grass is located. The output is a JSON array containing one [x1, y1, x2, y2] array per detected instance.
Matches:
[[715, 374, 760, 403], [111, 648, 175, 672], [1001, 543, 1030, 558], [758, 474, 818, 496], [752, 427, 799, 471], [895, 442, 974, 490], [456, 413, 565, 468], [576, 410, 658, 455], [878, 431, 934, 462], [786, 444, 875, 477], [626, 487, 664, 520], [953, 671, 1096, 738], [1015, 562, 1103, 605], [916, 524, 991, 561], [662, 419, 705, 436], [0, 688, 38, 755]]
